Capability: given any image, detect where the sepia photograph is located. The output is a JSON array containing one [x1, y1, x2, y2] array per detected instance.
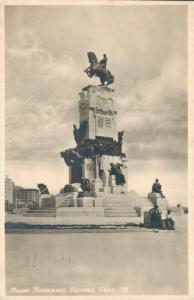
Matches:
[[1, 2, 192, 298]]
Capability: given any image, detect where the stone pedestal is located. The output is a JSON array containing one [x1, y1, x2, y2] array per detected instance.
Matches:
[[39, 194, 56, 208], [148, 192, 169, 209], [91, 177, 103, 192], [79, 85, 118, 141], [55, 192, 78, 207], [77, 197, 94, 207], [144, 211, 151, 226]]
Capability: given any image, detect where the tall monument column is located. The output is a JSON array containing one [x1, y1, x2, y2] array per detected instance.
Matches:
[[60, 52, 128, 195]]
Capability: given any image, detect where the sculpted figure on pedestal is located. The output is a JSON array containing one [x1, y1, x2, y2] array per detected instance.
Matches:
[[73, 121, 88, 146], [60, 149, 82, 166], [84, 52, 114, 86], [152, 178, 165, 198], [80, 177, 92, 192], [109, 163, 126, 185], [37, 183, 50, 195]]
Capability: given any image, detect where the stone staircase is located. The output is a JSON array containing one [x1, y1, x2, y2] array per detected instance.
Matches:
[[23, 208, 56, 217], [57, 207, 104, 217], [96, 192, 138, 217], [20, 191, 144, 223]]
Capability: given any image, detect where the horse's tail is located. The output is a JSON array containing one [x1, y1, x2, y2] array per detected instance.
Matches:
[[107, 70, 114, 85]]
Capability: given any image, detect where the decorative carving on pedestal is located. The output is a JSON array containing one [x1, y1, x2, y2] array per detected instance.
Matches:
[[96, 96, 113, 115]]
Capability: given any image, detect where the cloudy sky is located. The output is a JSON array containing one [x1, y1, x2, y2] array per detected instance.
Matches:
[[5, 5, 188, 204]]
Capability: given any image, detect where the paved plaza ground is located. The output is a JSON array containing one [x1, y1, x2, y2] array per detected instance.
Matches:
[[5, 215, 188, 295]]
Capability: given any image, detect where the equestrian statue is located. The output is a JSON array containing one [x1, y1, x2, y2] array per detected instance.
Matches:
[[84, 52, 114, 86]]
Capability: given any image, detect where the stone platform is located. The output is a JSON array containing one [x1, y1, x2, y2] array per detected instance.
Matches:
[[6, 212, 142, 226], [39, 194, 56, 208], [18, 191, 152, 225]]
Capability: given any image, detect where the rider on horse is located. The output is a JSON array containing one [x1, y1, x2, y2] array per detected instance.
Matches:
[[84, 52, 114, 86], [99, 54, 107, 71]]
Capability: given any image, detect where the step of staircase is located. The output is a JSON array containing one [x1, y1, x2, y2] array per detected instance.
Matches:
[[56, 207, 104, 217], [23, 213, 56, 217], [23, 209, 56, 217], [96, 192, 127, 197], [27, 209, 56, 213], [104, 208, 138, 217], [102, 202, 134, 207]]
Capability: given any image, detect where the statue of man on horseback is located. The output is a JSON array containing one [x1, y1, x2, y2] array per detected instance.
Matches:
[[84, 52, 114, 86]]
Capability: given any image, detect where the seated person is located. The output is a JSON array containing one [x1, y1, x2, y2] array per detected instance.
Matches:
[[152, 178, 165, 198], [149, 205, 162, 229], [165, 209, 175, 230]]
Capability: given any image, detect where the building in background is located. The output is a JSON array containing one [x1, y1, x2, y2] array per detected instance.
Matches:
[[22, 189, 40, 207], [5, 177, 40, 209], [14, 187, 40, 207], [5, 176, 15, 205], [14, 186, 25, 203]]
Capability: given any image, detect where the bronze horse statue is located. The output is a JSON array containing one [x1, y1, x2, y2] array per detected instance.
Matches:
[[84, 52, 114, 86]]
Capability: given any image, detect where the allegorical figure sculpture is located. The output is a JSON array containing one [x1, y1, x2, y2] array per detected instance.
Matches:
[[80, 177, 92, 192], [37, 183, 50, 195], [73, 121, 88, 146], [84, 52, 114, 86], [152, 178, 165, 198], [109, 163, 126, 185], [60, 148, 82, 166]]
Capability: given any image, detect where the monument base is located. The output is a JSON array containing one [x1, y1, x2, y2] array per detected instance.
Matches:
[[77, 197, 94, 207], [55, 192, 78, 207], [39, 194, 56, 208]]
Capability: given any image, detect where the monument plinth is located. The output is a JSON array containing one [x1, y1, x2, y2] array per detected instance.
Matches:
[[79, 85, 117, 141], [61, 84, 128, 196], [59, 52, 134, 214]]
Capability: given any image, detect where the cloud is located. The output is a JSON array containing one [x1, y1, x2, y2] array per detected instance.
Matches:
[[5, 28, 83, 160], [118, 55, 187, 160], [9, 28, 40, 49], [6, 95, 76, 160], [5, 7, 187, 161], [7, 39, 79, 82]]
